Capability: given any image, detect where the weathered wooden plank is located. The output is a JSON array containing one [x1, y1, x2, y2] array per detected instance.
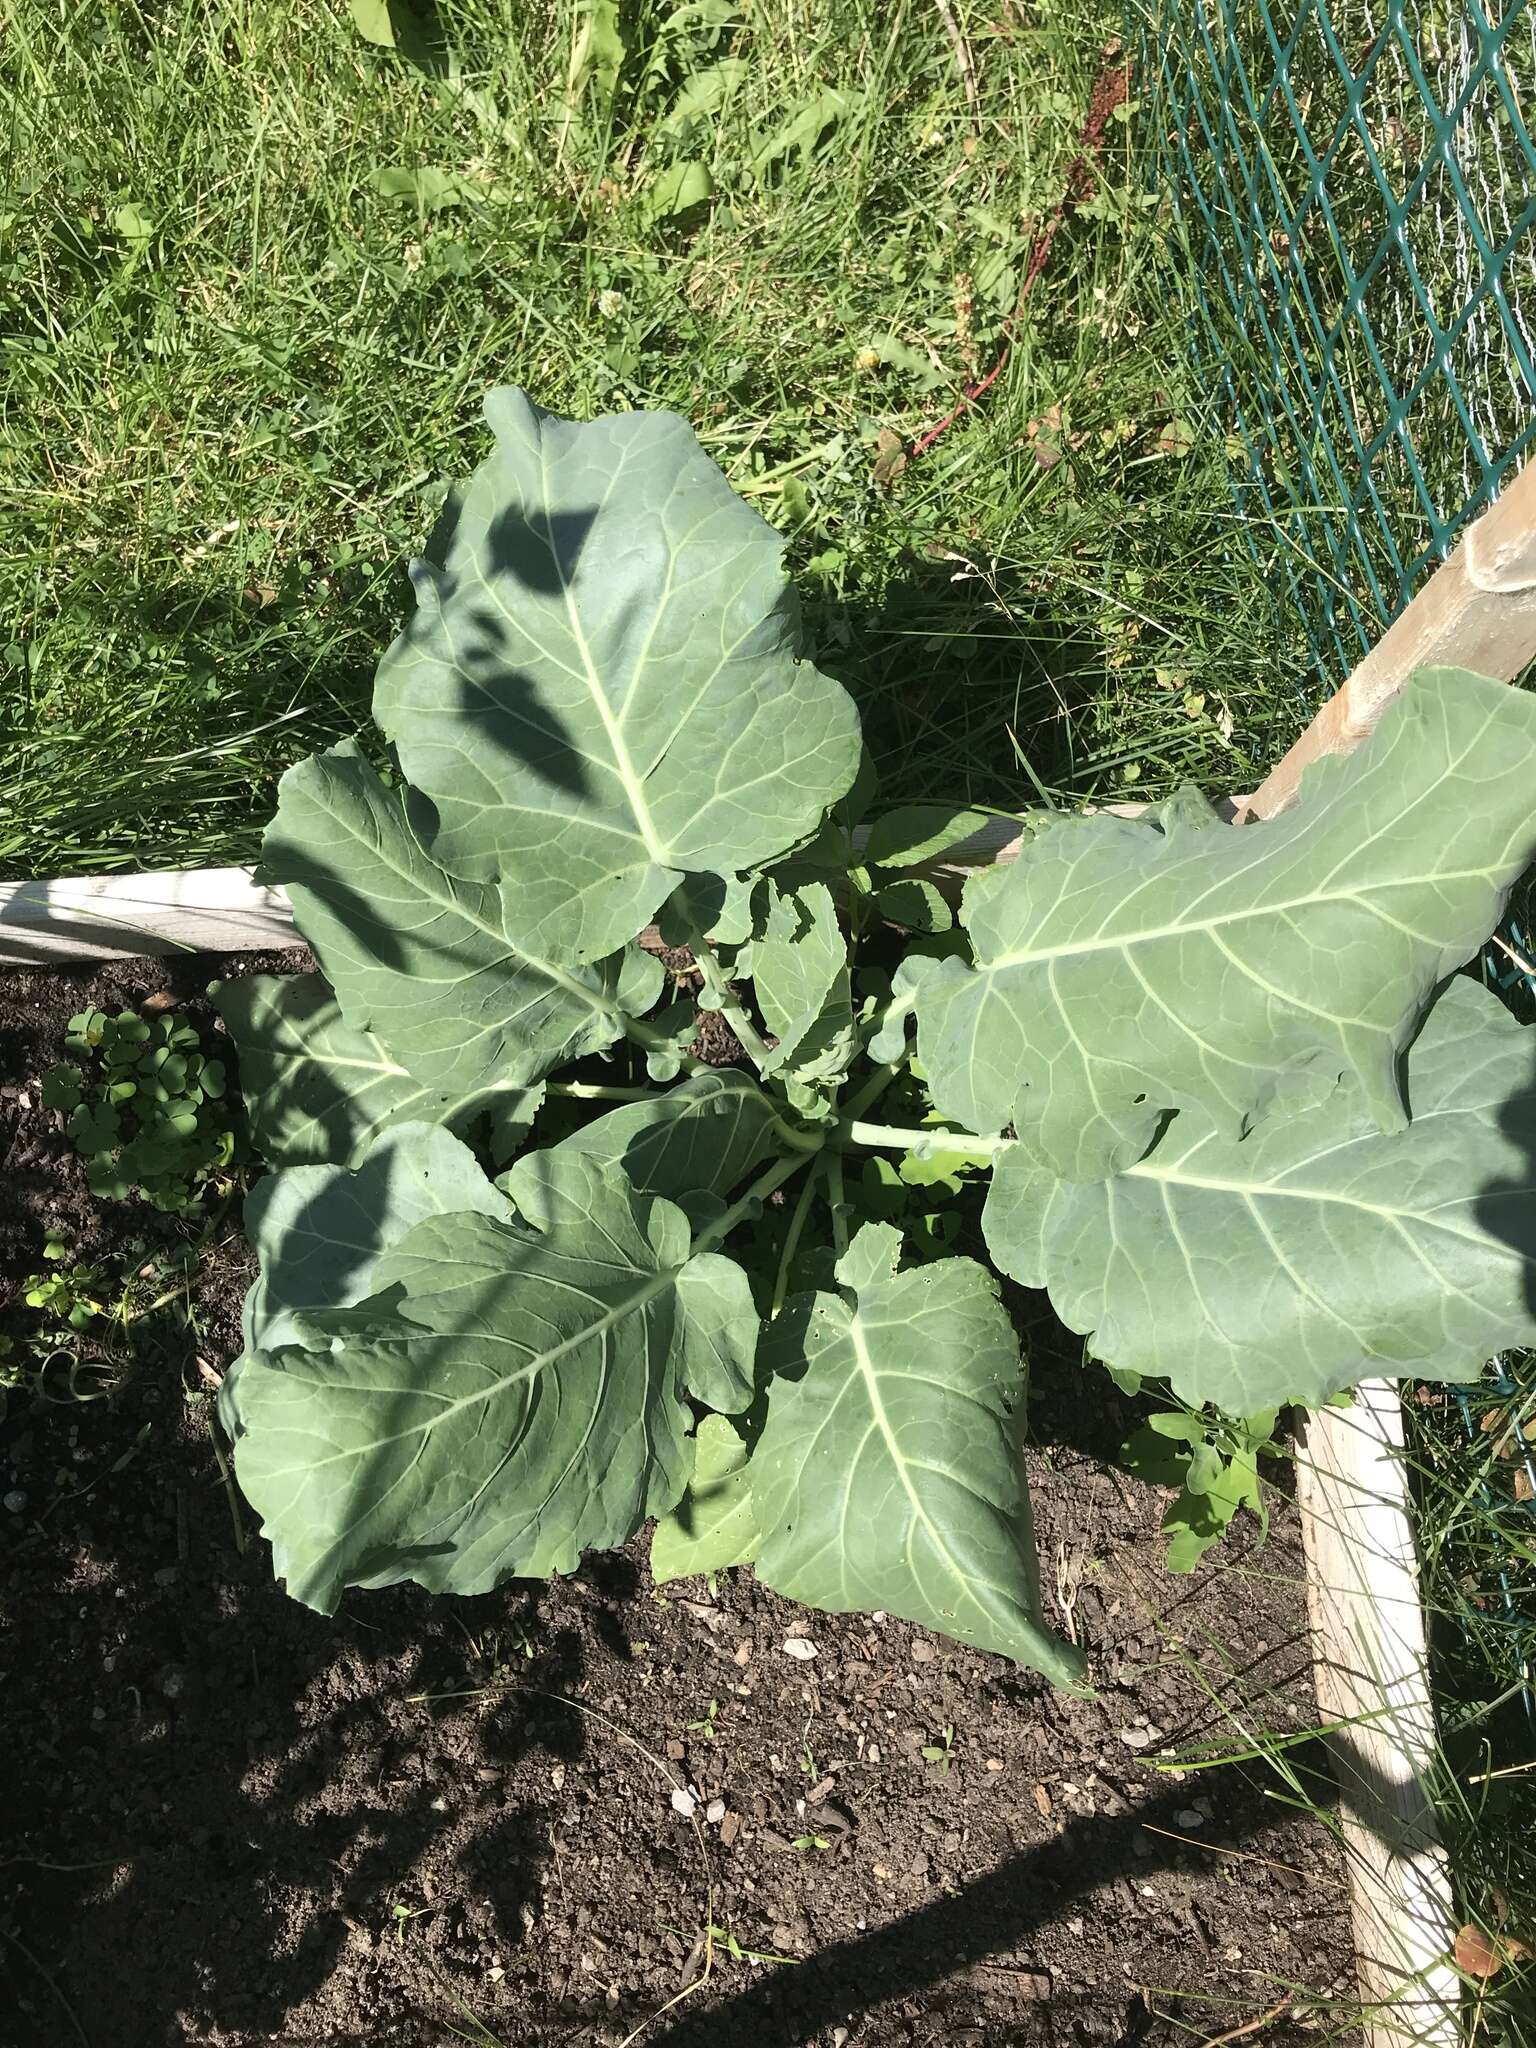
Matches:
[[0, 867, 296, 966], [1242, 456, 1536, 821], [1295, 1389, 1460, 2046]]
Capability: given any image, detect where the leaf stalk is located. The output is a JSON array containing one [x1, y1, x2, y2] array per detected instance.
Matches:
[[834, 1119, 1005, 1158], [692, 1147, 821, 1256], [687, 936, 773, 1071]]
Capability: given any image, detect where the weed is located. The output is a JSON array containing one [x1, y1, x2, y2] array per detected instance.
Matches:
[[686, 1698, 720, 1742], [1120, 1402, 1285, 1573], [22, 1243, 107, 1330], [920, 1725, 957, 1773], [47, 1007, 235, 1211]]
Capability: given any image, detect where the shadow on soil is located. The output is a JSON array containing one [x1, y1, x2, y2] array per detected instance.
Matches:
[[0, 1313, 1349, 2048]]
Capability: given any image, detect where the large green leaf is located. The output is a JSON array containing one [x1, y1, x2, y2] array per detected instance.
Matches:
[[373, 389, 861, 962], [503, 1070, 782, 1229], [918, 669, 1536, 1178], [260, 744, 660, 1096], [752, 1225, 1085, 1685], [984, 974, 1536, 1412], [230, 1155, 761, 1612], [505, 1103, 765, 1409], [240, 1123, 511, 1357], [673, 1254, 760, 1411], [651, 1413, 760, 1583], [862, 803, 990, 869], [225, 1123, 511, 1438], [213, 974, 542, 1166]]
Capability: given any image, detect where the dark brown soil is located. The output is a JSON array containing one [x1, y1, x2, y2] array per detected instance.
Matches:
[[1, 953, 1360, 2048]]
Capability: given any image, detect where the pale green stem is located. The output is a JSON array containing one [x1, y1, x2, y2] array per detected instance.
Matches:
[[770, 1113, 827, 1154], [546, 1080, 657, 1103], [769, 1155, 827, 1318], [834, 1119, 1006, 1159], [826, 1151, 849, 1259], [692, 1147, 820, 1256], [688, 936, 773, 1071]]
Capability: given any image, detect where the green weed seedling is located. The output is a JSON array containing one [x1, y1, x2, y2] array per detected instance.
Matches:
[[46, 1006, 234, 1211], [5, 1242, 120, 1412], [686, 1698, 720, 1742], [212, 392, 1536, 1691], [22, 1240, 107, 1330], [1121, 1406, 1283, 1573], [921, 1725, 957, 1772]]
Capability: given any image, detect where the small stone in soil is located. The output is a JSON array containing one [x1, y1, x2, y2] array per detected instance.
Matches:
[[3, 1491, 26, 1514], [782, 1637, 816, 1661], [669, 1787, 696, 1818], [705, 1798, 725, 1823]]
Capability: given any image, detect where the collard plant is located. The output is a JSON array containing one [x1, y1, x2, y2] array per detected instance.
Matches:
[[215, 389, 1536, 1688]]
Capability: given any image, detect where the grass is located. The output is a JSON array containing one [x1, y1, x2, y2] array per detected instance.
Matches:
[[0, 0, 1284, 881], [1403, 1364, 1536, 2048], [3, 1, 1533, 2040]]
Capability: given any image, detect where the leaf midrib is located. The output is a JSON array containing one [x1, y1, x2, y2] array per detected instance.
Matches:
[[307, 776, 622, 1020], [264, 1250, 684, 1474], [535, 430, 667, 865], [1128, 1155, 1536, 1256], [982, 871, 1501, 973]]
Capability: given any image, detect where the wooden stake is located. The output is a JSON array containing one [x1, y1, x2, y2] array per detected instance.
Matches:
[[1241, 457, 1536, 821], [1295, 1388, 1460, 2046]]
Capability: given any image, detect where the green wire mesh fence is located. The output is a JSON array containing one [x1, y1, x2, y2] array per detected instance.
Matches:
[[1145, 0, 1536, 1718], [1145, 0, 1536, 689]]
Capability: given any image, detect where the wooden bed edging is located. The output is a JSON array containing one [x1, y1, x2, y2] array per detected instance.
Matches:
[[0, 866, 296, 967], [1296, 1390, 1460, 2046]]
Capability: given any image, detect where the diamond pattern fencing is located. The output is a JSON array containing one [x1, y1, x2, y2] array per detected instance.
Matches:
[[1146, 0, 1536, 691], [1147, 0, 1536, 1711]]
